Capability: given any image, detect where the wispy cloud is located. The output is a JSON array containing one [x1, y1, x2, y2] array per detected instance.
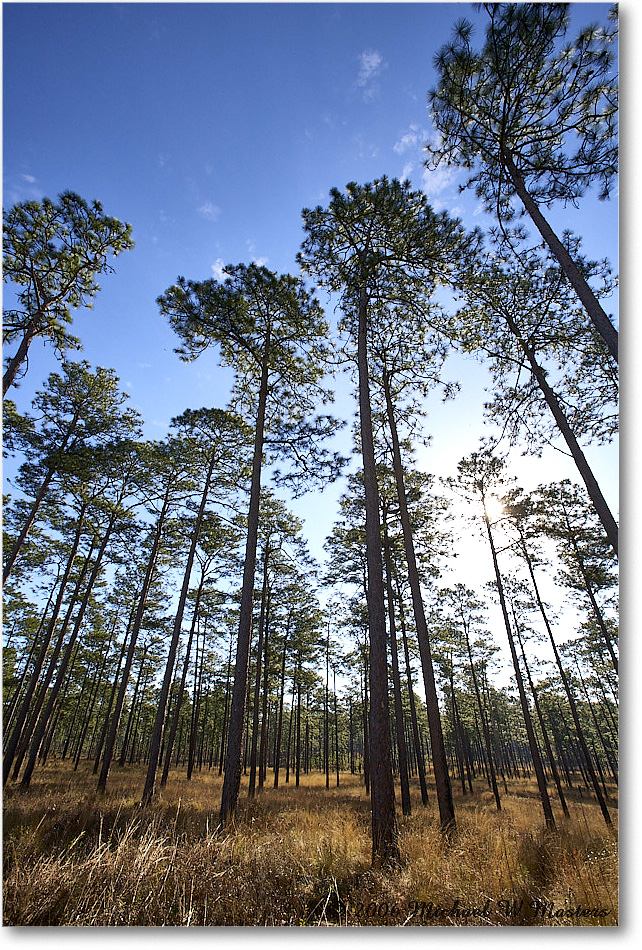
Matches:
[[393, 123, 430, 155], [4, 172, 42, 205], [421, 164, 457, 197], [197, 201, 221, 222], [392, 124, 463, 208], [356, 49, 385, 101], [211, 258, 229, 280], [246, 239, 268, 268]]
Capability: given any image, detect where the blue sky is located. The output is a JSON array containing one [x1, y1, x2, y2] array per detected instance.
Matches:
[[3, 1, 620, 669]]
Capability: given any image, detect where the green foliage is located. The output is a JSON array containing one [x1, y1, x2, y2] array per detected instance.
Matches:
[[3, 192, 134, 391], [427, 3, 618, 214]]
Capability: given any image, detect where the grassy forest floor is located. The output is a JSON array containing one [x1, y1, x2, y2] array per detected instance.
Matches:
[[3, 763, 617, 926]]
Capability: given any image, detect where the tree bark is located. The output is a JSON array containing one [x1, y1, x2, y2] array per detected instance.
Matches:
[[382, 365, 455, 830], [502, 148, 618, 364], [248, 544, 270, 798], [460, 607, 501, 811], [357, 286, 399, 867], [519, 533, 612, 824], [273, 614, 290, 788], [220, 332, 271, 824], [482, 505, 555, 828], [141, 449, 218, 804], [382, 523, 411, 815], [396, 584, 429, 807], [160, 580, 204, 787], [3, 503, 86, 784], [98, 484, 171, 792], [504, 312, 618, 555]]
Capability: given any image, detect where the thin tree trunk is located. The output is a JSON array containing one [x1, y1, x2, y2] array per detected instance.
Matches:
[[187, 630, 204, 780], [460, 607, 501, 811], [3, 504, 86, 784], [382, 365, 454, 830], [160, 579, 204, 787], [3, 403, 85, 583], [141, 451, 218, 805], [357, 287, 399, 867], [512, 606, 569, 818], [248, 544, 270, 799], [504, 316, 618, 555], [258, 595, 271, 791], [395, 582, 429, 807], [519, 533, 612, 824], [93, 615, 132, 774], [3, 320, 40, 397], [502, 148, 618, 363], [119, 645, 149, 767], [20, 522, 117, 788], [98, 485, 171, 792], [218, 628, 234, 776], [325, 625, 330, 789], [382, 523, 411, 815], [482, 505, 555, 828], [220, 332, 271, 825], [273, 614, 290, 788]]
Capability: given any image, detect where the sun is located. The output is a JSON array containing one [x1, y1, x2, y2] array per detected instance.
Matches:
[[483, 494, 505, 523]]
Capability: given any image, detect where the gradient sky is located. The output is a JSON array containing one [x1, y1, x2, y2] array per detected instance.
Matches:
[[3, 2, 620, 680]]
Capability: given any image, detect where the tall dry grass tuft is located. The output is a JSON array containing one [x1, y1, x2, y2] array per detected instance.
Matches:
[[3, 763, 617, 926]]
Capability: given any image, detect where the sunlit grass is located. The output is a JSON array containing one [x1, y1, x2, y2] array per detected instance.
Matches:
[[3, 762, 617, 926]]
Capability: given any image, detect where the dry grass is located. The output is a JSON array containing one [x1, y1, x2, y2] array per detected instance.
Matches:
[[3, 763, 617, 926]]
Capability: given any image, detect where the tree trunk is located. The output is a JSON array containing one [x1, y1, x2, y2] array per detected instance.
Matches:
[[519, 532, 612, 825], [395, 582, 429, 807], [3, 405, 83, 584], [357, 287, 399, 867], [3, 319, 41, 397], [218, 628, 234, 776], [502, 148, 618, 363], [511, 605, 569, 818], [482, 505, 555, 828], [93, 615, 131, 774], [460, 608, 501, 811], [258, 595, 271, 791], [98, 485, 171, 792], [187, 631, 204, 780], [141, 450, 218, 805], [220, 331, 271, 825], [20, 518, 116, 788], [273, 615, 290, 788], [160, 579, 204, 787], [382, 523, 411, 815], [119, 645, 149, 767], [3, 503, 86, 784], [504, 313, 618, 555], [248, 543, 270, 798], [382, 366, 454, 830]]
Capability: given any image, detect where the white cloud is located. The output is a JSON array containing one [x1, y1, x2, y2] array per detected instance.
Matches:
[[393, 124, 430, 155], [357, 49, 382, 86], [5, 172, 41, 205], [356, 49, 385, 101], [421, 164, 458, 198], [197, 201, 221, 221], [245, 239, 268, 268], [211, 258, 229, 280]]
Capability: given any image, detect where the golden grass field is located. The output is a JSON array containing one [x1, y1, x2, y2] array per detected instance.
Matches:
[[2, 763, 617, 926]]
